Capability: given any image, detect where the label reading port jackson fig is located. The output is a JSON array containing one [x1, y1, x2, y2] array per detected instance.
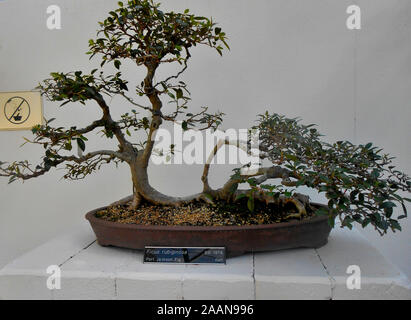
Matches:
[[144, 246, 226, 264]]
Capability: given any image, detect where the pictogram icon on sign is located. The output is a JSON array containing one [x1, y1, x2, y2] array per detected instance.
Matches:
[[0, 91, 43, 131], [4, 96, 31, 125]]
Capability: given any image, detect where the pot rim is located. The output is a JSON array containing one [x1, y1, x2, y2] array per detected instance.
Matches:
[[86, 202, 331, 232]]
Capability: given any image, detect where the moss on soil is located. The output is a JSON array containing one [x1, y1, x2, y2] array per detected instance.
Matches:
[[95, 198, 316, 226]]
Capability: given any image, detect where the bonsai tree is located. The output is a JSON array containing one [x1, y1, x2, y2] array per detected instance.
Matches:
[[1, 0, 410, 235]]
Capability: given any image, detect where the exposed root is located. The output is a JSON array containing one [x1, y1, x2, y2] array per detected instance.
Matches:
[[198, 193, 215, 206], [129, 192, 142, 210], [109, 195, 133, 207], [109, 189, 311, 221], [283, 198, 307, 220], [293, 192, 310, 207]]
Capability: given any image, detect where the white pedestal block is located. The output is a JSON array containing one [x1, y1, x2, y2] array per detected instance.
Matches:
[[0, 222, 410, 300]]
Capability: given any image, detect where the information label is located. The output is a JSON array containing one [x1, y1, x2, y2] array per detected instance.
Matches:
[[144, 246, 226, 264], [0, 91, 43, 131]]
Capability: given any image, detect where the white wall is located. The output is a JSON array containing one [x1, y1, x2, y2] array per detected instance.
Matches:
[[0, 0, 410, 279]]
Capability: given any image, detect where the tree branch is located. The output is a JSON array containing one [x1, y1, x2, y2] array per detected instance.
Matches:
[[58, 150, 130, 163], [93, 94, 134, 153], [201, 139, 261, 193]]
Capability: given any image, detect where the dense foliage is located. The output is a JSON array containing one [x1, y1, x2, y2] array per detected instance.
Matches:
[[232, 113, 410, 234]]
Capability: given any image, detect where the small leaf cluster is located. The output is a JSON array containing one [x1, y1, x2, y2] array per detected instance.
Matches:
[[88, 0, 229, 68], [230, 168, 294, 213], [37, 71, 129, 106]]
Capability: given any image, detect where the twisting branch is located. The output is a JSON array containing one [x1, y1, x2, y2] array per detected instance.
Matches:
[[155, 48, 192, 88], [116, 92, 152, 112], [62, 153, 124, 180], [201, 138, 261, 193], [58, 150, 130, 163], [0, 149, 129, 183], [0, 160, 59, 182], [91, 94, 135, 154], [220, 165, 300, 199]]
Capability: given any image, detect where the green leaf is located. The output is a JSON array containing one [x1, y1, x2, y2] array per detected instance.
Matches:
[[285, 154, 298, 162], [342, 217, 353, 230], [362, 218, 371, 228], [76, 138, 86, 152], [350, 190, 358, 201], [358, 193, 365, 204], [175, 88, 183, 99], [315, 207, 329, 216], [114, 60, 121, 69], [64, 142, 72, 151], [235, 193, 247, 201], [8, 176, 17, 184], [228, 182, 238, 194], [247, 196, 254, 212], [203, 193, 213, 202], [390, 220, 402, 231], [60, 101, 70, 107], [381, 201, 396, 209], [328, 215, 335, 228]]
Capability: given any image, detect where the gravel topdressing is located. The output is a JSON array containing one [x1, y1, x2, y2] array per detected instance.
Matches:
[[95, 199, 316, 226]]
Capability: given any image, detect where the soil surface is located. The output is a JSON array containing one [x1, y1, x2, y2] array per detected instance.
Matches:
[[95, 198, 317, 226]]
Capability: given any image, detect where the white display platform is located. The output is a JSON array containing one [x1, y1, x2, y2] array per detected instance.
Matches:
[[0, 222, 410, 300]]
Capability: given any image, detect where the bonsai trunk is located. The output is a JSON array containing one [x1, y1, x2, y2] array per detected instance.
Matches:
[[124, 62, 202, 208], [126, 154, 311, 223], [115, 63, 313, 216], [128, 156, 203, 209]]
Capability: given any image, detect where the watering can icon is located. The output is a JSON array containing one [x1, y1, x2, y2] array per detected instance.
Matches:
[[5, 97, 30, 124]]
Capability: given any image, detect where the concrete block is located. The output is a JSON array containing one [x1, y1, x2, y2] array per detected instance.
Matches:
[[254, 248, 331, 300], [316, 227, 411, 300], [183, 254, 254, 300], [1, 221, 409, 300]]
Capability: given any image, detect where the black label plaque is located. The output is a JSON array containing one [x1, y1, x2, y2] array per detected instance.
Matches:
[[143, 246, 226, 264]]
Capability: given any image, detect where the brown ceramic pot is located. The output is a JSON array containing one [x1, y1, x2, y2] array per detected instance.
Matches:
[[86, 202, 333, 257]]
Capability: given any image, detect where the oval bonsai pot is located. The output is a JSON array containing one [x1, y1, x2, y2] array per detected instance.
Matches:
[[86, 202, 333, 257]]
